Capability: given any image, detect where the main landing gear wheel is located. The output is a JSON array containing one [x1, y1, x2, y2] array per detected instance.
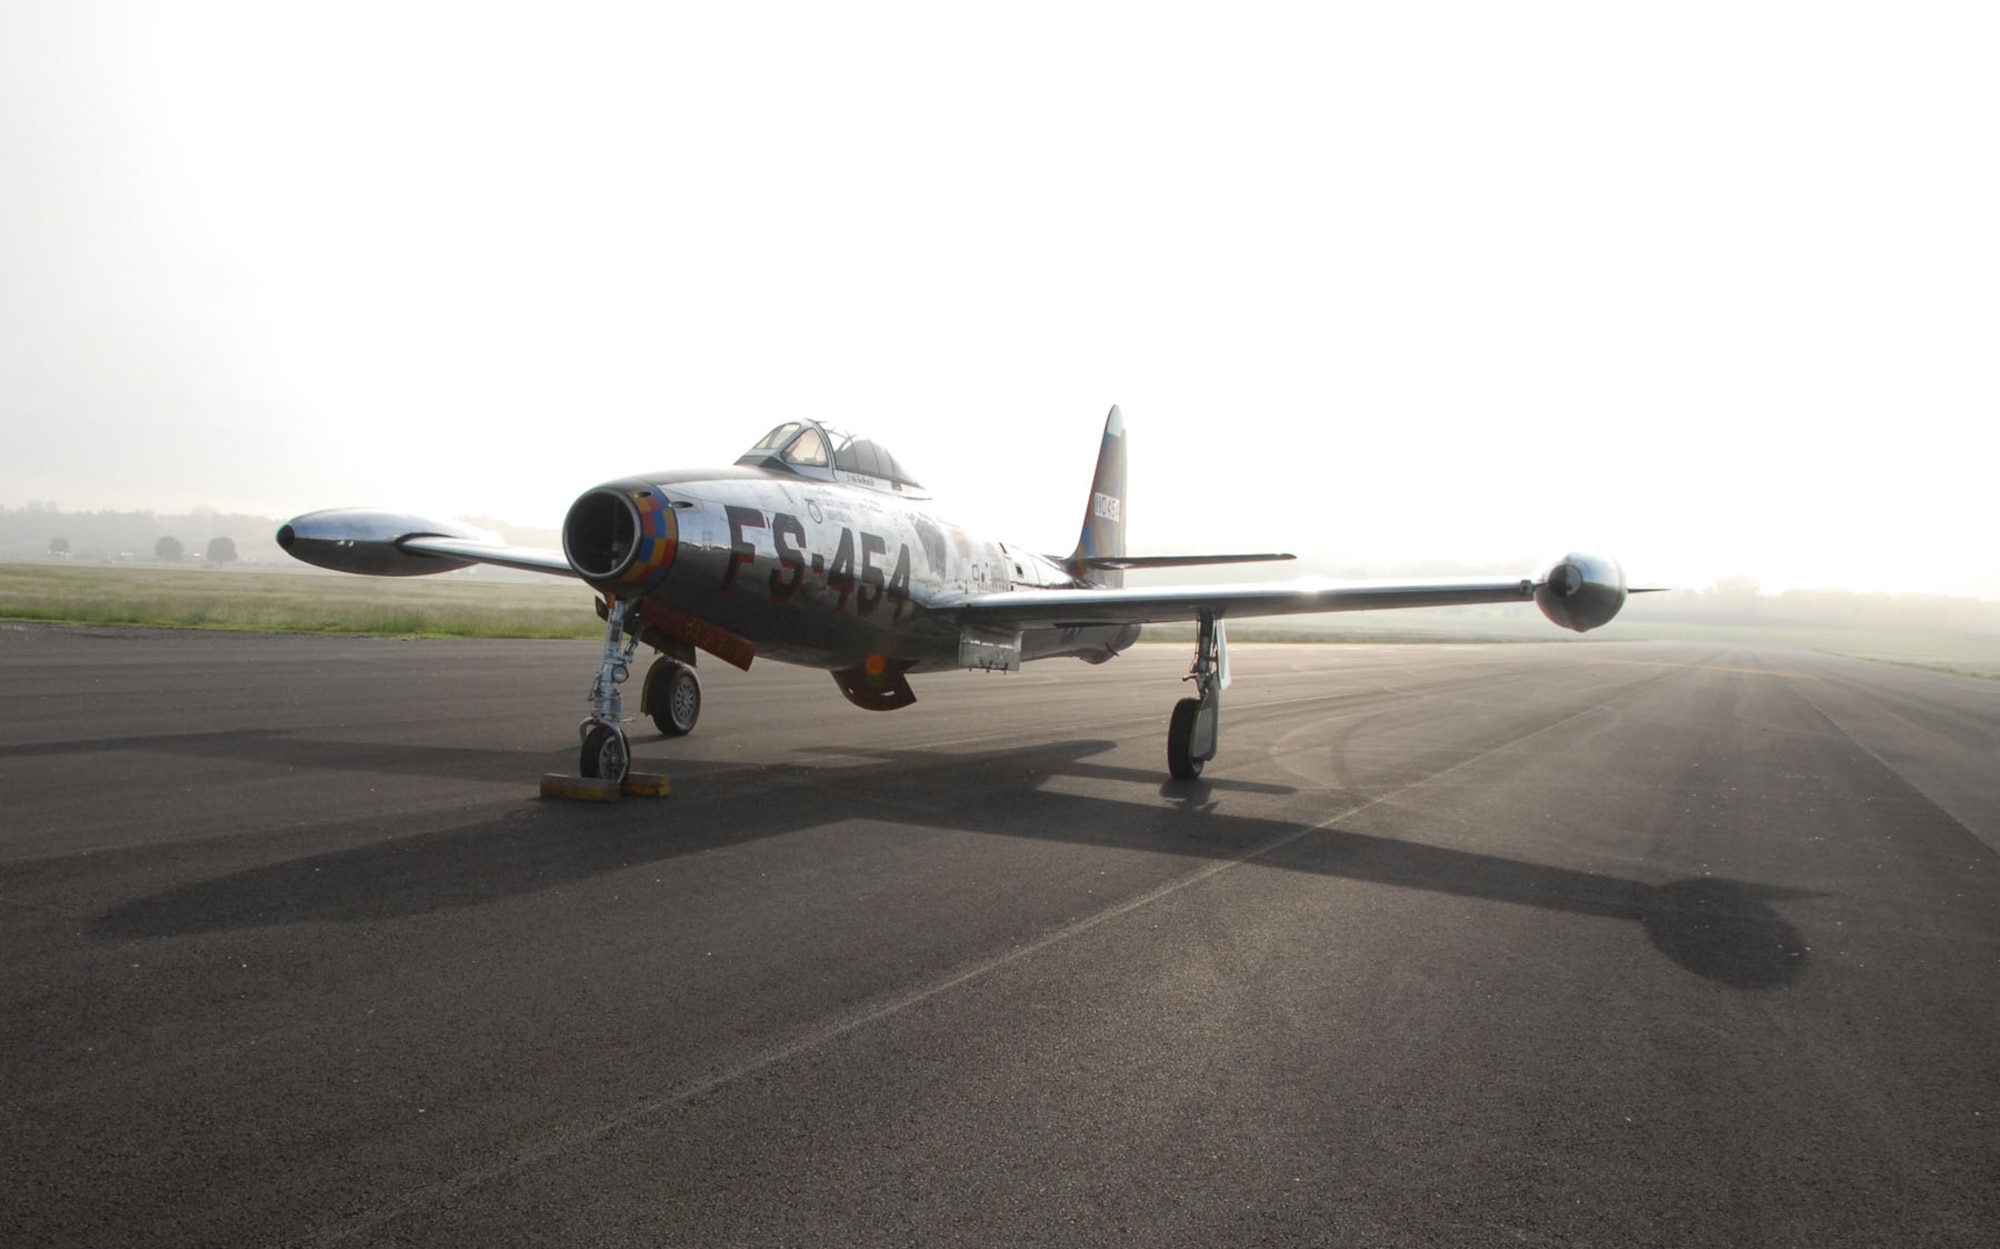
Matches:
[[645, 658, 701, 736], [1165, 610, 1226, 780], [580, 723, 631, 783], [1167, 697, 1204, 779]]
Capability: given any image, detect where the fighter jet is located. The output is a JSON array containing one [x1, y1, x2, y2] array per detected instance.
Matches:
[[278, 407, 1634, 781]]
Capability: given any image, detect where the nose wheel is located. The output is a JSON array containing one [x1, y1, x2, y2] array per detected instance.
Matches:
[[580, 722, 631, 781]]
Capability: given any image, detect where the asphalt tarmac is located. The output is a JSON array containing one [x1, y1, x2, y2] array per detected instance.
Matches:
[[2, 625, 1995, 1247]]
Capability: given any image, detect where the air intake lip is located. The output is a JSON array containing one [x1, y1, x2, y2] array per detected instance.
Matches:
[[561, 483, 679, 593], [562, 488, 645, 582]]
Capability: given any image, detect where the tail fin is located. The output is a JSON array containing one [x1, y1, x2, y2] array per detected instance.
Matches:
[[1068, 405, 1128, 587], [1059, 406, 1292, 586]]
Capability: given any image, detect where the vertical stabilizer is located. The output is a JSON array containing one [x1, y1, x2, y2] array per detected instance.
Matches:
[[1069, 405, 1127, 588]]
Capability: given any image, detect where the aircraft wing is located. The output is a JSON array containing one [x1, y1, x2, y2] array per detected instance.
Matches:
[[955, 577, 1538, 629], [959, 552, 1633, 635], [400, 535, 577, 578]]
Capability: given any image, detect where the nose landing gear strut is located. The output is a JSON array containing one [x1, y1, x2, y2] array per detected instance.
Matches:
[[579, 597, 640, 782]]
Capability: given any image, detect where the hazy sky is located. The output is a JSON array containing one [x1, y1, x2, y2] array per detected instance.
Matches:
[[3, 3, 1995, 595]]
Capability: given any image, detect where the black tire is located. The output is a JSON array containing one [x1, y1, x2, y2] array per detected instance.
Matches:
[[580, 723, 630, 783], [1167, 697, 1204, 779], [648, 662, 701, 736]]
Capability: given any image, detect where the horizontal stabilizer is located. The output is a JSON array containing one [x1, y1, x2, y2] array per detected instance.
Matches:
[[1074, 553, 1296, 572]]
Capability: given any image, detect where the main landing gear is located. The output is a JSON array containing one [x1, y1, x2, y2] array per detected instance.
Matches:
[[643, 655, 702, 736], [579, 597, 641, 783], [1167, 611, 1228, 779]]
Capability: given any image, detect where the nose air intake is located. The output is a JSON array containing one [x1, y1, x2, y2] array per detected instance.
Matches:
[[564, 489, 641, 579], [563, 485, 678, 593]]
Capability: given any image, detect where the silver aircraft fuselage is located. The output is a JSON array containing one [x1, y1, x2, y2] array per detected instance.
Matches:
[[562, 466, 1137, 676]]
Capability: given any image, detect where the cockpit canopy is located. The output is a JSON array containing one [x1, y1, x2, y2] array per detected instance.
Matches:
[[738, 421, 928, 496]]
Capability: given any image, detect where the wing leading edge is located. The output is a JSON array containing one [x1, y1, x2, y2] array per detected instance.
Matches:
[[956, 576, 1537, 629], [400, 535, 576, 578]]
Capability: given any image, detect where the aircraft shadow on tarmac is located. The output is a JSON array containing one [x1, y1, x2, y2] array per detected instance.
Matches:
[[1, 726, 554, 783], [89, 736, 1814, 991]]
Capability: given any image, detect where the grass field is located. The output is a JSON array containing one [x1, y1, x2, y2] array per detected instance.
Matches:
[[0, 561, 604, 638], [5, 560, 1998, 678]]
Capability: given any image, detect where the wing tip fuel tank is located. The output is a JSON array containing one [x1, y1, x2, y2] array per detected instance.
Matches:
[[276, 509, 498, 577], [1535, 552, 1629, 632]]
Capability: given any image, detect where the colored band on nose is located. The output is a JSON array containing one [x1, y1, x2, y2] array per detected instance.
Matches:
[[563, 485, 679, 595], [613, 489, 678, 594]]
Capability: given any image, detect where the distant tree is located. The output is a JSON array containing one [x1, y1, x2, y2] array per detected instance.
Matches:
[[155, 535, 184, 563], [1711, 575, 1761, 604], [205, 535, 238, 564], [48, 536, 70, 557], [1706, 575, 1764, 622]]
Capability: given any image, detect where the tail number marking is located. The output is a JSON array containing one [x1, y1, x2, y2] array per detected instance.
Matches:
[[1093, 492, 1120, 522], [720, 510, 912, 621], [720, 505, 766, 593]]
